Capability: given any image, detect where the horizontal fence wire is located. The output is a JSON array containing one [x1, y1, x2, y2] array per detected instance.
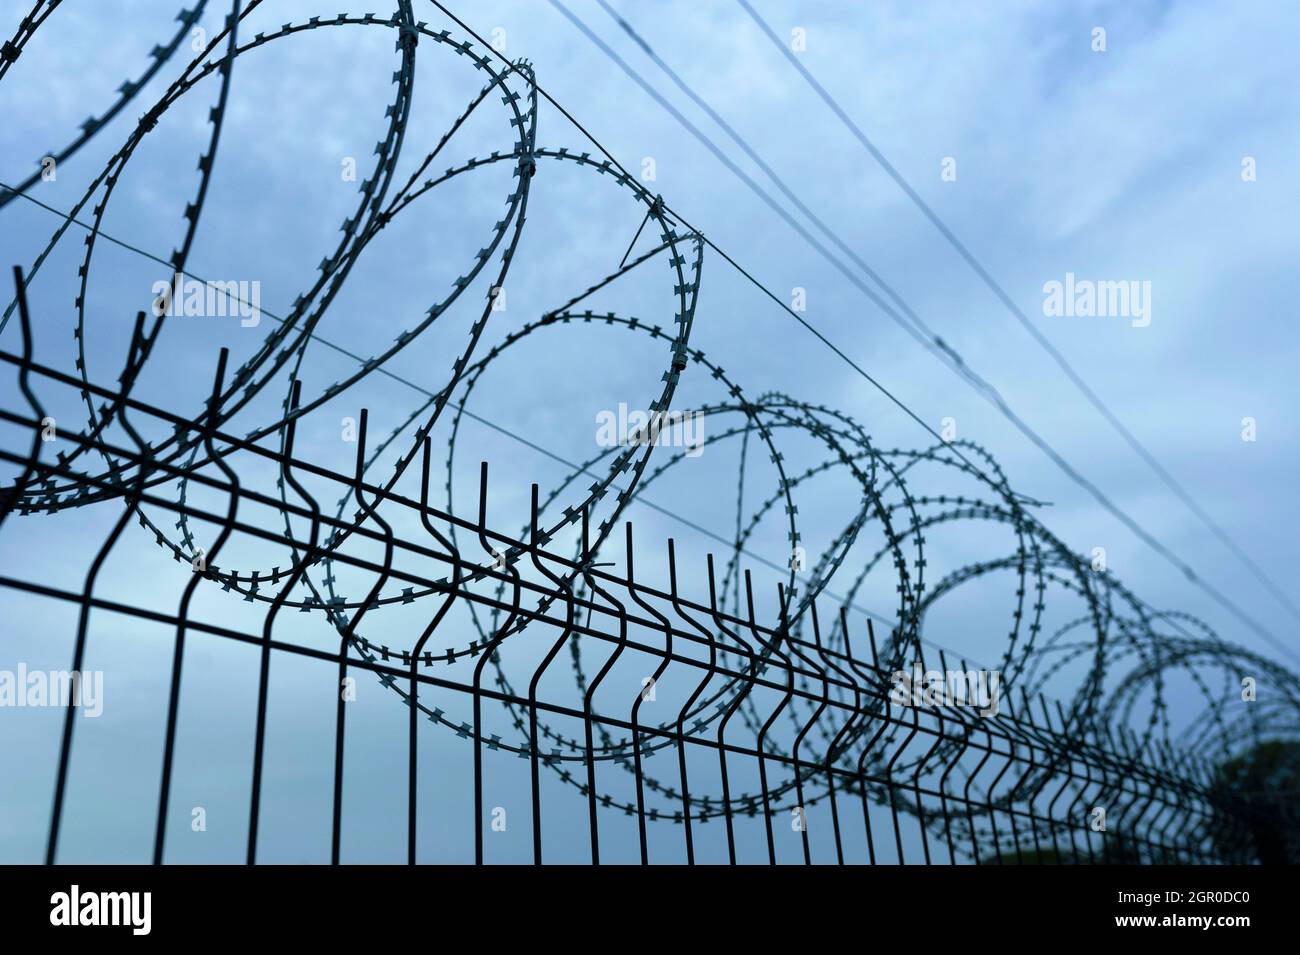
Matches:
[[1, 0, 1297, 865], [0, 327, 1275, 865]]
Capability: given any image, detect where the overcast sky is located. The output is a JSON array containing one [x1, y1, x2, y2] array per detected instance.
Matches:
[[1, 0, 1297, 863]]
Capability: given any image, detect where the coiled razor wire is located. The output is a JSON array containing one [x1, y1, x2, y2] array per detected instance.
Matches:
[[1, 0, 1297, 864]]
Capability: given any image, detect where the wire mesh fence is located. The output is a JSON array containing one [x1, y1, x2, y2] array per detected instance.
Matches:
[[0, 286, 1275, 864], [2, 2, 1297, 866]]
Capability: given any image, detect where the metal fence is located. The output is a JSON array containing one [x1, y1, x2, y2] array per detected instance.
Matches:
[[2, 1, 1296, 865], [0, 285, 1274, 864]]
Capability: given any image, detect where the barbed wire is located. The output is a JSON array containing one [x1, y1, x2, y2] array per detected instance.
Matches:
[[1, 0, 1295, 865]]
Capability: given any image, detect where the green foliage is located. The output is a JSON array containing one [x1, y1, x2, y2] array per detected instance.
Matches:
[[1209, 740, 1300, 864]]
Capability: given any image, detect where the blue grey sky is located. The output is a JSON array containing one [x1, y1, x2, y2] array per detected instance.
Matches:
[[1, 0, 1297, 863]]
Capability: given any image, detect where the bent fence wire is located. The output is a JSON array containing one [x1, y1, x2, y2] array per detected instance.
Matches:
[[0, 286, 1283, 865], [1, 1, 1297, 865]]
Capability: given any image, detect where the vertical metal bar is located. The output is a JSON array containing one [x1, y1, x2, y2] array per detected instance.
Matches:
[[47, 311, 155, 865], [471, 463, 520, 864]]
